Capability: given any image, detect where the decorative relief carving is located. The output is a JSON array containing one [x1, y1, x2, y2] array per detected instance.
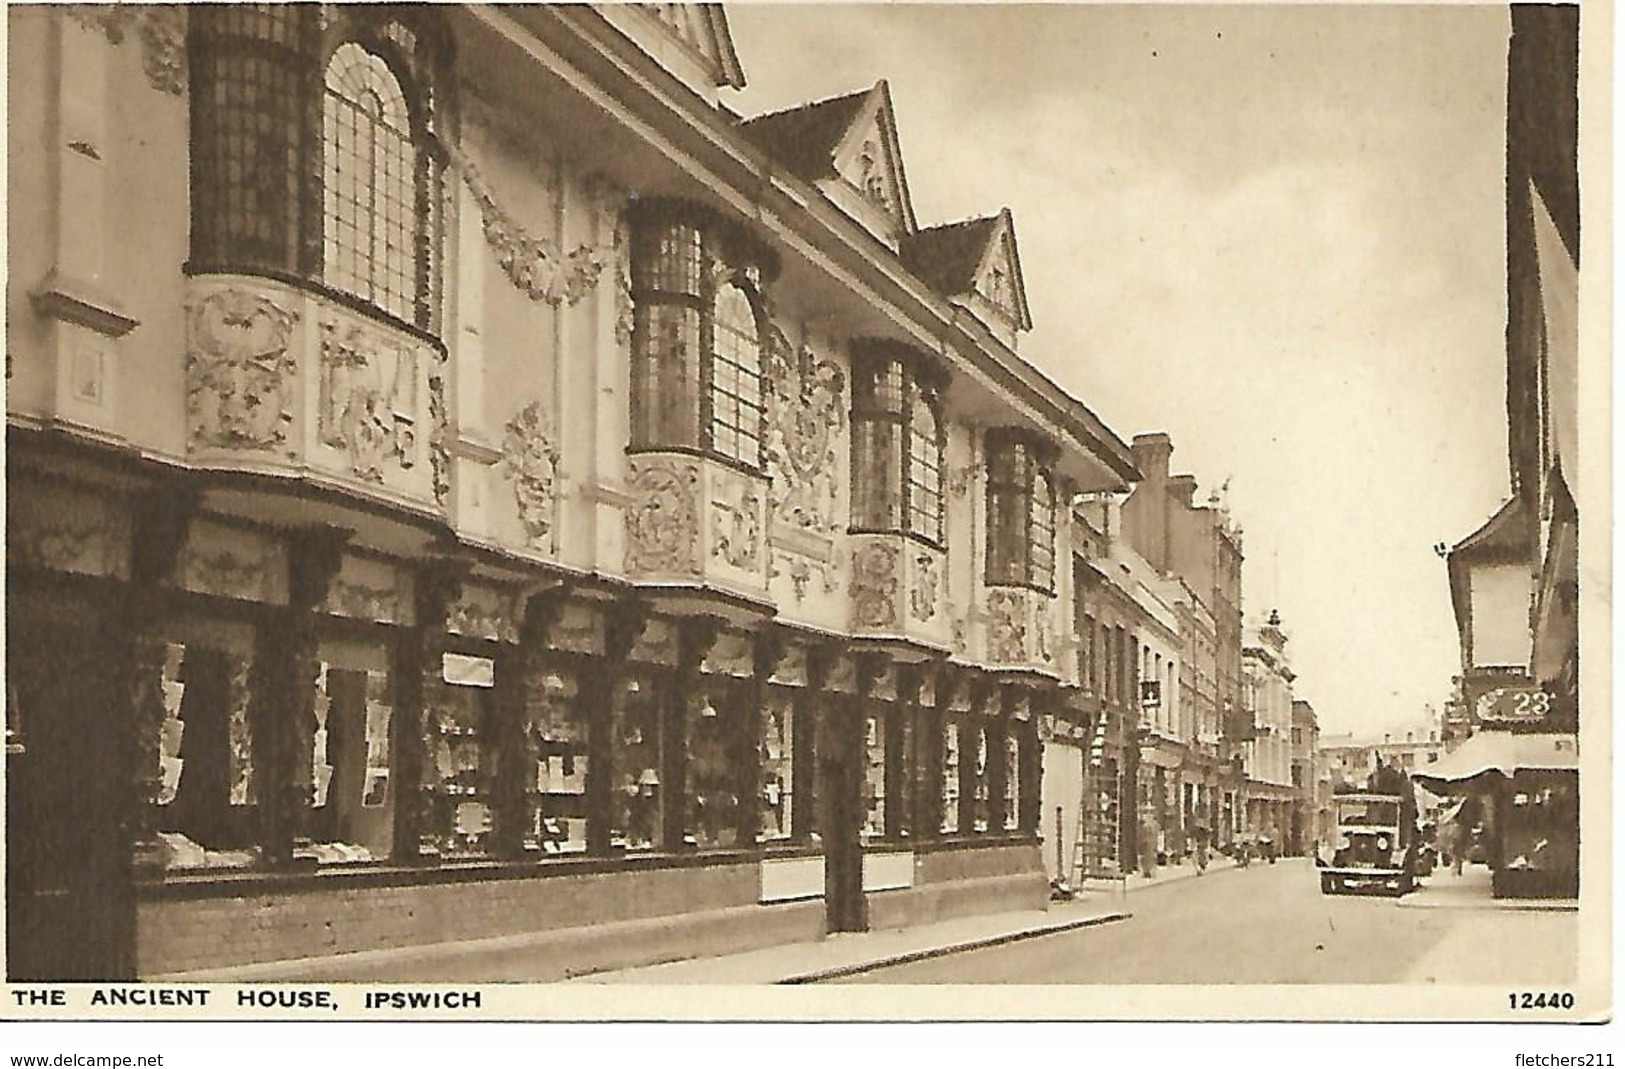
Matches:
[[584, 173, 635, 351], [910, 553, 939, 622], [710, 472, 763, 571], [446, 143, 604, 307], [497, 402, 561, 551], [318, 318, 425, 483], [851, 542, 900, 630], [69, 5, 187, 96], [427, 371, 450, 508], [327, 576, 401, 623], [449, 587, 520, 645], [1036, 610, 1055, 664], [10, 518, 113, 576], [764, 327, 846, 533], [987, 590, 1027, 663], [186, 288, 300, 456], [626, 457, 701, 575], [769, 550, 841, 604], [180, 546, 269, 602]]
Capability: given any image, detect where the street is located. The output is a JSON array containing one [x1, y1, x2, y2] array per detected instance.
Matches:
[[839, 860, 1578, 985]]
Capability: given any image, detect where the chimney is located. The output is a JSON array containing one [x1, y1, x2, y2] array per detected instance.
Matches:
[[1131, 433, 1173, 485], [1384, 733, 1392, 744], [1169, 474, 1199, 507]]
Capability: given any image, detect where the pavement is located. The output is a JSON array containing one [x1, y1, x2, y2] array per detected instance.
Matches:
[[573, 853, 1239, 984], [837, 857, 1578, 985], [1396, 863, 1579, 912]]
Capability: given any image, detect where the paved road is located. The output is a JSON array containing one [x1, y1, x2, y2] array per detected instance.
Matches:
[[840, 859, 1577, 985]]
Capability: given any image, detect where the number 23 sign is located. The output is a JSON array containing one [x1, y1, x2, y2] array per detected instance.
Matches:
[[1477, 686, 1553, 723]]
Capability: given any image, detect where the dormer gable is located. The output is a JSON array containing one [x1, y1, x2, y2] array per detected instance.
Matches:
[[902, 207, 1032, 346], [600, 3, 746, 104], [740, 80, 917, 251]]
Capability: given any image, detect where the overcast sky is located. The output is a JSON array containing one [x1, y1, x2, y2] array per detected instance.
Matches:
[[725, 3, 1514, 740]]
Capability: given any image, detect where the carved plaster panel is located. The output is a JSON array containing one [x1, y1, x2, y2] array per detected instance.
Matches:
[[764, 326, 846, 534], [851, 541, 900, 631], [626, 456, 702, 576], [318, 318, 426, 483], [448, 585, 520, 644], [186, 288, 300, 457], [447, 143, 604, 307], [986, 589, 1028, 663], [910, 552, 940, 623], [497, 401, 561, 552], [709, 468, 764, 571]]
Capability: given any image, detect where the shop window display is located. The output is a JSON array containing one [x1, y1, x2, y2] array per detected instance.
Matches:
[[613, 674, 665, 851], [154, 641, 260, 870], [309, 661, 393, 862], [424, 654, 498, 857], [760, 694, 794, 841], [941, 719, 960, 834], [688, 688, 744, 849], [973, 727, 991, 832], [862, 713, 887, 839], [1003, 730, 1020, 831], [525, 670, 588, 855]]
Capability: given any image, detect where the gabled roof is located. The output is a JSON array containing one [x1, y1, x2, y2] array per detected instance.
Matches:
[[739, 88, 874, 183], [903, 207, 1033, 331], [638, 3, 746, 89], [740, 80, 918, 236]]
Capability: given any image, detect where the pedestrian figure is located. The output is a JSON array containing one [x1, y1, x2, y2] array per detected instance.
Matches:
[[1193, 821, 1210, 875]]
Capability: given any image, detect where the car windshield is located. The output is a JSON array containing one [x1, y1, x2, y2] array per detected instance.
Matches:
[[1337, 799, 1399, 826]]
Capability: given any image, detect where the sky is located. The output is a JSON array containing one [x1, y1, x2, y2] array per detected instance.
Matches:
[[723, 3, 1515, 740]]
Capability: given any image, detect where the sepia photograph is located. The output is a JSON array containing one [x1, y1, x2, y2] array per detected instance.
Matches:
[[1, 0, 1609, 1035]]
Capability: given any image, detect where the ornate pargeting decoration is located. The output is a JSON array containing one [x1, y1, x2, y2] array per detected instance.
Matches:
[[446, 144, 605, 307], [987, 589, 1028, 663], [226, 656, 256, 806], [9, 518, 114, 576], [319, 319, 424, 483], [498, 402, 562, 551], [769, 552, 840, 604], [449, 588, 520, 645], [764, 326, 847, 533], [327, 577, 402, 623], [186, 288, 300, 456], [180, 546, 270, 602], [851, 542, 900, 630], [626, 457, 701, 575], [910, 553, 940, 622], [583, 173, 635, 351], [1036, 609, 1055, 664], [427, 371, 450, 508], [710, 472, 763, 570], [70, 5, 187, 96]]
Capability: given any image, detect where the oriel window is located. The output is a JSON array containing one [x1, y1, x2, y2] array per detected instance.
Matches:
[[851, 344, 946, 545], [985, 429, 1059, 591], [629, 201, 775, 469]]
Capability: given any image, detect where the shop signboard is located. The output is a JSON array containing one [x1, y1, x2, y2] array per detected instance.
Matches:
[[1476, 685, 1552, 725], [1139, 680, 1161, 709]]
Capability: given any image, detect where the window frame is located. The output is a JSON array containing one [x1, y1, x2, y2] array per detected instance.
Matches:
[[849, 341, 947, 550], [627, 199, 777, 475], [984, 428, 1059, 592], [186, 6, 450, 342]]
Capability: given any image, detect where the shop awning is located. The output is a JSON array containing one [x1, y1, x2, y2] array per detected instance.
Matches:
[[1412, 731, 1577, 792]]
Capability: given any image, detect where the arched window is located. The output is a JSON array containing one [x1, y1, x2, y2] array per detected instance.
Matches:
[[850, 344, 945, 546], [323, 42, 416, 324], [629, 201, 774, 468], [985, 429, 1057, 590], [189, 6, 448, 335], [709, 281, 764, 467]]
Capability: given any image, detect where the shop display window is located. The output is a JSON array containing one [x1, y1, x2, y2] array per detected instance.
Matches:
[[973, 727, 991, 832], [862, 713, 887, 839], [154, 640, 260, 871], [309, 659, 393, 862], [688, 687, 744, 849], [760, 694, 794, 841], [941, 719, 960, 834], [525, 669, 589, 855], [612, 673, 665, 851], [424, 654, 498, 857]]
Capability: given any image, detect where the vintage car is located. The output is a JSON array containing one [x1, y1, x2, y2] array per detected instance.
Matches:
[[1319, 791, 1416, 896]]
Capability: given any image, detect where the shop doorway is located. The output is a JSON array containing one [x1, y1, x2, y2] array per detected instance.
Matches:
[[7, 616, 136, 980]]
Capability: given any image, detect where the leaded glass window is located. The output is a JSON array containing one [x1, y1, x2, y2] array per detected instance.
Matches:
[[851, 347, 944, 544], [986, 430, 1057, 590]]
